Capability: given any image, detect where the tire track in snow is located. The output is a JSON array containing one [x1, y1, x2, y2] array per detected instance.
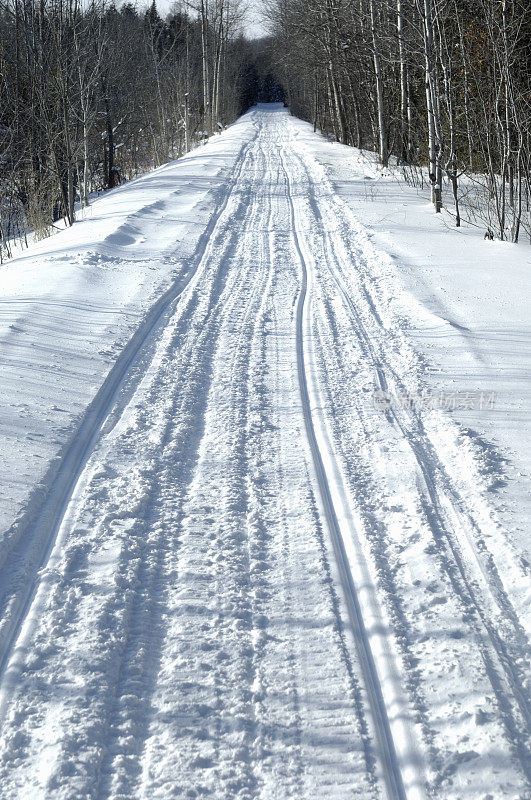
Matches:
[[0, 122, 261, 733], [309, 283, 441, 773], [287, 141, 531, 787], [132, 134, 276, 799], [247, 139, 375, 798], [290, 146, 531, 782], [296, 139, 528, 648], [318, 220, 531, 782], [277, 143, 414, 800], [0, 106, 528, 800], [80, 142, 270, 800], [0, 128, 267, 800], [305, 144, 529, 655]]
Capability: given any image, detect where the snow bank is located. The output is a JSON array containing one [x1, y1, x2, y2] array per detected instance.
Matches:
[[290, 118, 531, 564], [0, 114, 255, 544]]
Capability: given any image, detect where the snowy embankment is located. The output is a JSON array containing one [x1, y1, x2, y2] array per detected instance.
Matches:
[[0, 106, 529, 800], [295, 127, 531, 559], [0, 123, 250, 540]]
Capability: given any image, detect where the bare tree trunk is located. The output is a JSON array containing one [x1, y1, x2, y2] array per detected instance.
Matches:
[[313, 73, 319, 132], [397, 0, 410, 162], [200, 0, 211, 134], [211, 0, 224, 130], [421, 0, 441, 211], [369, 0, 388, 165], [454, 9, 474, 170], [184, 91, 190, 153]]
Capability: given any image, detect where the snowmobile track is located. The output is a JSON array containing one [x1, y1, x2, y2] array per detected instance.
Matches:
[[289, 146, 531, 779], [0, 107, 528, 800], [0, 126, 259, 726], [279, 145, 409, 800]]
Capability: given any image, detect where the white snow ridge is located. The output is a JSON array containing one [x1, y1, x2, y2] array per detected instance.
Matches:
[[0, 105, 529, 800]]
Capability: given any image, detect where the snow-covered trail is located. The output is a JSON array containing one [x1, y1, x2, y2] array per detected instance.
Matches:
[[0, 106, 529, 800]]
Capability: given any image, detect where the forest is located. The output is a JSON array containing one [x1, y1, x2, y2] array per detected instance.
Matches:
[[0, 0, 257, 259], [266, 0, 530, 241], [0, 0, 529, 260]]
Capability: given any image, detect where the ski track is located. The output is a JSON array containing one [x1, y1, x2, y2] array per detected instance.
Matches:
[[283, 145, 531, 784], [0, 106, 529, 800]]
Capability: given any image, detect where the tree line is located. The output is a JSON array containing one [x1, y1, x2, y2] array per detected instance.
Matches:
[[266, 0, 530, 242], [0, 0, 253, 259]]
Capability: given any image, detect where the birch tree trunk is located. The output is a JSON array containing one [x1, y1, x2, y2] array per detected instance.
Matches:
[[421, 0, 441, 211], [397, 0, 410, 162], [369, 0, 388, 165], [200, 0, 211, 135]]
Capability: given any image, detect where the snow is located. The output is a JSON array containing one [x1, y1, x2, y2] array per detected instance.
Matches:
[[0, 124, 249, 539], [0, 104, 529, 800], [295, 129, 531, 566]]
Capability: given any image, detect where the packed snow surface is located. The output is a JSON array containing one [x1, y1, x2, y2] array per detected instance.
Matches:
[[0, 105, 529, 800]]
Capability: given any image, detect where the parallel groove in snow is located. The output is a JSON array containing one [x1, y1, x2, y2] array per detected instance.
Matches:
[[287, 146, 531, 780], [279, 145, 411, 800], [0, 107, 528, 800], [0, 125, 260, 728]]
